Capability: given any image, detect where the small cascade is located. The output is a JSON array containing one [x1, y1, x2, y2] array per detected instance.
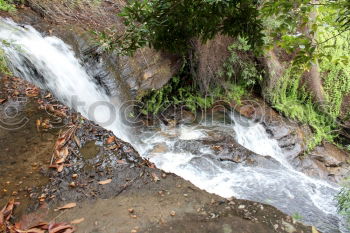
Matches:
[[0, 18, 348, 233], [0, 18, 129, 142]]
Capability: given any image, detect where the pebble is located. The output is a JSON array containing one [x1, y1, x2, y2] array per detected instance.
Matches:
[[238, 205, 245, 209], [170, 211, 176, 216], [128, 208, 134, 213]]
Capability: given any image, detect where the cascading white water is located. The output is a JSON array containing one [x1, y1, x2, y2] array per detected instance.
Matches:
[[141, 117, 347, 233], [0, 18, 348, 233], [0, 19, 130, 143]]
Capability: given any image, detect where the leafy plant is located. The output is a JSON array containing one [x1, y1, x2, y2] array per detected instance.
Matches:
[[337, 178, 350, 223], [317, 11, 350, 118], [0, 0, 16, 12], [220, 36, 263, 88], [140, 38, 261, 115], [270, 66, 337, 151], [101, 0, 263, 55], [292, 213, 304, 221], [0, 48, 11, 75]]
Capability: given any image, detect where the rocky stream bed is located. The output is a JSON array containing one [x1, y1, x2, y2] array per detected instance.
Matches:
[[0, 77, 318, 233]]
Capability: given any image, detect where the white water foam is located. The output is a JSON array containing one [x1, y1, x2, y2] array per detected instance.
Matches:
[[0, 19, 129, 142]]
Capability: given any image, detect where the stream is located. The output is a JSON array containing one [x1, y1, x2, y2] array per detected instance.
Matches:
[[0, 18, 348, 233]]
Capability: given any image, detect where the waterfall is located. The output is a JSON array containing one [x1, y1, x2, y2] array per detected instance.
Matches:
[[0, 18, 129, 143], [0, 18, 348, 233]]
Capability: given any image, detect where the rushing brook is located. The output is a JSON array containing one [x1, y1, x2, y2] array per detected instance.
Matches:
[[0, 18, 348, 233]]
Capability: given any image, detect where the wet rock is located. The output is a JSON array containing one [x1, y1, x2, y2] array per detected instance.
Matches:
[[119, 49, 180, 93], [297, 142, 350, 182], [282, 219, 297, 233], [150, 143, 168, 154]]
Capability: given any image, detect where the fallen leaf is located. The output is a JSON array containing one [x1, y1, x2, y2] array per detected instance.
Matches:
[[0, 99, 6, 104], [46, 104, 55, 112], [106, 136, 115, 144], [56, 137, 66, 148], [55, 203, 76, 211], [57, 165, 64, 173], [117, 160, 126, 164], [55, 158, 65, 164], [16, 227, 46, 233], [36, 119, 41, 131], [98, 179, 112, 185], [73, 135, 81, 148], [151, 173, 160, 182], [108, 145, 119, 150], [54, 110, 67, 118], [128, 208, 134, 213], [48, 222, 74, 233], [58, 147, 69, 158], [70, 218, 84, 224]]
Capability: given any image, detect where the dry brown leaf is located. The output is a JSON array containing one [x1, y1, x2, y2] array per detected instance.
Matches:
[[55, 158, 65, 164], [108, 145, 119, 150], [116, 160, 126, 164], [98, 179, 112, 185], [56, 137, 66, 148], [0, 99, 6, 104], [54, 110, 67, 118], [73, 135, 81, 148], [151, 173, 160, 182], [46, 104, 55, 112], [36, 119, 41, 131], [16, 227, 46, 233], [70, 218, 84, 224], [57, 165, 64, 173], [106, 136, 116, 144], [55, 203, 76, 211], [58, 147, 69, 157], [48, 223, 74, 233]]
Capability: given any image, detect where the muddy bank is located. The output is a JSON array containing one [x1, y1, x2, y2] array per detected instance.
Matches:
[[0, 76, 318, 232], [0, 76, 142, 216]]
